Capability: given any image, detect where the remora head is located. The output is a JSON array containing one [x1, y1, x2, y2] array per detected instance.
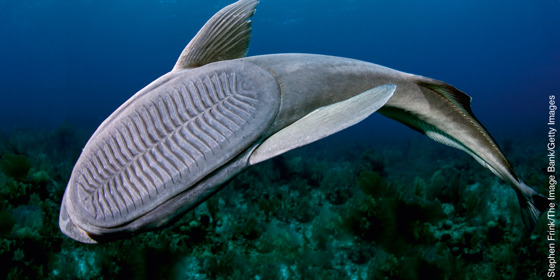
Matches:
[[58, 0, 395, 243], [59, 0, 268, 243]]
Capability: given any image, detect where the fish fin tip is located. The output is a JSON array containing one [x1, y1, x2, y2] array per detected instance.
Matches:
[[516, 183, 554, 232]]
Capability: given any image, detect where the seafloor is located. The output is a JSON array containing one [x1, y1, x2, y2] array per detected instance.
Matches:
[[0, 122, 556, 279]]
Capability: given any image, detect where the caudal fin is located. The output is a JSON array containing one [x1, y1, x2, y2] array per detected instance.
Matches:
[[515, 183, 554, 232]]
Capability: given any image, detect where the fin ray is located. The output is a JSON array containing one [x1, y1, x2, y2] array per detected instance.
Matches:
[[173, 0, 259, 70], [516, 184, 554, 232], [418, 78, 474, 116]]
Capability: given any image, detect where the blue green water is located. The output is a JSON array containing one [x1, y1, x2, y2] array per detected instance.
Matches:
[[1, 0, 559, 132], [0, 0, 559, 279]]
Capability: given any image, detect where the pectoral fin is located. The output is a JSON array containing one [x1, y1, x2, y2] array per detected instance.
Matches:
[[249, 84, 396, 165], [172, 0, 259, 70]]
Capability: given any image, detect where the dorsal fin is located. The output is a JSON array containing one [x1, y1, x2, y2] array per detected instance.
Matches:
[[417, 78, 474, 116], [172, 0, 259, 70]]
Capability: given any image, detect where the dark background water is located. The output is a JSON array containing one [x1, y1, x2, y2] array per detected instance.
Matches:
[[1, 0, 559, 139]]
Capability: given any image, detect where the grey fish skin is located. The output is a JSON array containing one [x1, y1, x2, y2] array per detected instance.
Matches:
[[244, 53, 511, 182], [245, 53, 550, 230], [59, 60, 282, 243], [59, 0, 549, 244]]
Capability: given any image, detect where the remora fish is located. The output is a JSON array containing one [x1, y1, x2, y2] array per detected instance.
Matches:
[[59, 0, 549, 243]]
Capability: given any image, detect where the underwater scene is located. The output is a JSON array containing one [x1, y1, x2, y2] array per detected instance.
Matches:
[[1, 0, 560, 279]]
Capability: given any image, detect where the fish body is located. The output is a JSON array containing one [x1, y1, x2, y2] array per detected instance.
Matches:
[[59, 0, 549, 243]]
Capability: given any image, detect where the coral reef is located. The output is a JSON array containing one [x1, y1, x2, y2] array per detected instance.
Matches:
[[0, 125, 555, 279]]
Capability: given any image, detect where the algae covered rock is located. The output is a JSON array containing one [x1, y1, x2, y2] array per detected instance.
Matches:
[[0, 153, 32, 180], [356, 170, 388, 197]]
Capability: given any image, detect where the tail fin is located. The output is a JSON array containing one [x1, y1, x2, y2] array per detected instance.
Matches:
[[515, 183, 554, 232]]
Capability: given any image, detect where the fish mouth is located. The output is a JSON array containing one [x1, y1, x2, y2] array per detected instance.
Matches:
[[59, 145, 257, 243], [59, 179, 208, 243], [59, 183, 203, 243], [59, 193, 99, 244]]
